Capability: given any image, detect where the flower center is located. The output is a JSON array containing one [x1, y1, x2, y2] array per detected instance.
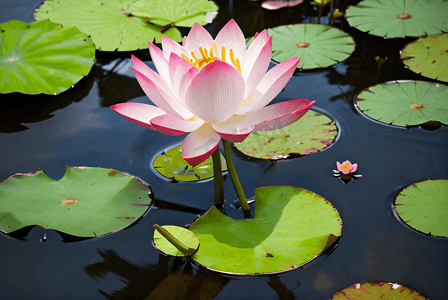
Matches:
[[410, 103, 424, 109], [181, 42, 241, 73], [397, 13, 411, 19], [341, 162, 352, 170], [296, 42, 310, 48]]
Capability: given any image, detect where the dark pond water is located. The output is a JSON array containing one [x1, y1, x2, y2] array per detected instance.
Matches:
[[1, 0, 447, 299]]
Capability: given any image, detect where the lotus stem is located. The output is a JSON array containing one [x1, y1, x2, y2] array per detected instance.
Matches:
[[153, 224, 196, 257], [211, 147, 225, 207], [222, 140, 251, 215], [317, 6, 322, 24], [329, 0, 334, 26], [376, 65, 383, 84]]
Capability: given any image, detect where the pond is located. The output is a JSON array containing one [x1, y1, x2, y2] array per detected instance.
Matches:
[[1, 0, 447, 299]]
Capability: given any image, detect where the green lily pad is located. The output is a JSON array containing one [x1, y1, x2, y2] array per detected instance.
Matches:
[[268, 24, 355, 69], [153, 225, 200, 257], [153, 145, 227, 182], [394, 179, 448, 238], [355, 80, 448, 127], [234, 110, 338, 160], [401, 33, 448, 82], [346, 0, 448, 38], [34, 0, 182, 51], [189, 186, 342, 275], [0, 20, 95, 95], [332, 282, 429, 299], [0, 166, 152, 237], [125, 0, 218, 27]]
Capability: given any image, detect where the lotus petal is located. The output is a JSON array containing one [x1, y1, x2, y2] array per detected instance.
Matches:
[[253, 100, 315, 131], [185, 61, 245, 123], [182, 123, 221, 166], [111, 103, 165, 130], [151, 114, 205, 136]]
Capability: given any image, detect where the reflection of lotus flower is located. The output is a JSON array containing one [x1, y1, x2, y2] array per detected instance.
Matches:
[[112, 19, 314, 166], [337, 160, 358, 175]]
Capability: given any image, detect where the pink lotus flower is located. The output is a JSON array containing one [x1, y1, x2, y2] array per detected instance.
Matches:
[[111, 19, 314, 166], [336, 160, 358, 175]]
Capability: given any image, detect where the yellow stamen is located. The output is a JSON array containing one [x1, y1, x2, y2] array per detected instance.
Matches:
[[229, 49, 241, 73], [199, 47, 206, 59], [191, 51, 198, 61], [181, 43, 241, 73], [221, 46, 226, 62], [211, 41, 218, 57], [341, 162, 352, 170], [235, 58, 241, 73]]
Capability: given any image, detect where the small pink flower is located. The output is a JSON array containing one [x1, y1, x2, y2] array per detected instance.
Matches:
[[336, 160, 358, 175]]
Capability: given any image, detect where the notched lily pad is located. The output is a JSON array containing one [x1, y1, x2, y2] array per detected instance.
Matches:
[[34, 0, 183, 51], [153, 145, 227, 182], [125, 0, 218, 27], [394, 179, 448, 238], [0, 166, 152, 237], [0, 20, 95, 95], [355, 80, 448, 127], [189, 186, 342, 275], [332, 282, 429, 299], [153, 225, 200, 256], [268, 24, 355, 69], [346, 0, 448, 38], [234, 110, 338, 160], [401, 33, 448, 82]]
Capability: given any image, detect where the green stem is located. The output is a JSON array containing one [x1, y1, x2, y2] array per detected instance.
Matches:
[[211, 147, 224, 207], [153, 224, 196, 257], [329, 0, 334, 26], [222, 140, 251, 213], [317, 6, 322, 24], [376, 65, 382, 84]]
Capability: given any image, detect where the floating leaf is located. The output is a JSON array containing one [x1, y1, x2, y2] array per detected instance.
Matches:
[[0, 166, 152, 237], [234, 110, 337, 160], [0, 20, 95, 95], [332, 282, 429, 299], [401, 33, 448, 82], [34, 0, 182, 51], [394, 179, 448, 238], [153, 225, 199, 257], [346, 0, 448, 38], [189, 186, 342, 275], [153, 145, 227, 182], [355, 80, 448, 127], [125, 0, 218, 27], [268, 24, 355, 69]]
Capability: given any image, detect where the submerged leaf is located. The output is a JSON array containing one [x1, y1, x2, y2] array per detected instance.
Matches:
[[394, 179, 448, 238], [189, 186, 342, 275], [153, 145, 227, 182], [268, 24, 355, 69], [0, 167, 152, 237], [401, 33, 448, 82], [355, 80, 448, 127], [346, 0, 448, 38], [0, 20, 95, 95], [332, 282, 429, 299], [234, 110, 337, 160]]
